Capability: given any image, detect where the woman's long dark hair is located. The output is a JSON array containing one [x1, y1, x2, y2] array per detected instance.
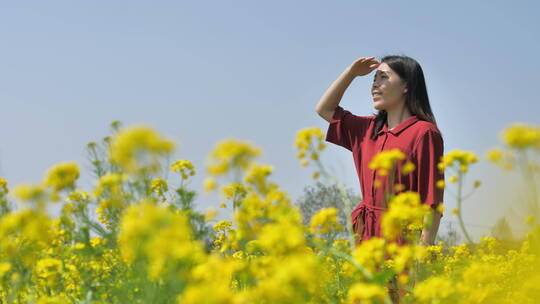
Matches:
[[370, 55, 438, 140]]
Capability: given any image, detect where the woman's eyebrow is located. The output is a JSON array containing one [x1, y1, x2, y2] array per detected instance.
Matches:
[[374, 71, 389, 77]]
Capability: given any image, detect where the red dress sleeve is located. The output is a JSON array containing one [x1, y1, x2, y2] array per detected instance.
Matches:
[[325, 105, 372, 151], [413, 129, 445, 216]]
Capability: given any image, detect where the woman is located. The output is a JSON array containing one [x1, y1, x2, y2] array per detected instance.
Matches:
[[316, 55, 444, 303], [315, 55, 444, 247]]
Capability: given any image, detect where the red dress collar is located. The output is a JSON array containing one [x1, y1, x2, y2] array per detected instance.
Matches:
[[377, 115, 420, 136]]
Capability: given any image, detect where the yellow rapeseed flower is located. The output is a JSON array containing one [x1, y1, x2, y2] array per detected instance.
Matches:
[[500, 123, 540, 150], [93, 173, 128, 198], [352, 238, 387, 273], [295, 127, 326, 166], [369, 148, 405, 176], [43, 161, 80, 191], [36, 257, 62, 273], [244, 164, 274, 194], [205, 208, 217, 222], [413, 276, 454, 302], [67, 190, 89, 203], [90, 237, 107, 248], [436, 203, 445, 214], [436, 179, 445, 189], [118, 200, 205, 278], [439, 149, 478, 172], [12, 184, 47, 202], [486, 147, 503, 162], [0, 262, 11, 279], [213, 220, 233, 232], [203, 177, 218, 193], [150, 178, 168, 196], [401, 161, 416, 175], [381, 191, 430, 240], [221, 183, 247, 200], [170, 160, 196, 179], [206, 138, 261, 176], [395, 183, 405, 192], [309, 207, 342, 234], [485, 147, 514, 171], [0, 178, 8, 193], [258, 219, 306, 255], [109, 125, 175, 174], [348, 282, 387, 303]]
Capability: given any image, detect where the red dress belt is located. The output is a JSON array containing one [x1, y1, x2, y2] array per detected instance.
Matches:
[[356, 201, 387, 237]]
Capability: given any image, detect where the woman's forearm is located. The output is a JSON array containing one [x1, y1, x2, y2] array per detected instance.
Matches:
[[420, 208, 442, 245], [315, 67, 356, 117]]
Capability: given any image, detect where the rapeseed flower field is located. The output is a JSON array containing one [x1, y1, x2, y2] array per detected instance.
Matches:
[[0, 122, 539, 303]]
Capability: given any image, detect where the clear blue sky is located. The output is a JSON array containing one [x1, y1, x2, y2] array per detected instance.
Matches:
[[1, 1, 539, 240]]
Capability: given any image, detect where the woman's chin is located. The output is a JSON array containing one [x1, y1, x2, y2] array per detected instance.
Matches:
[[373, 102, 385, 111]]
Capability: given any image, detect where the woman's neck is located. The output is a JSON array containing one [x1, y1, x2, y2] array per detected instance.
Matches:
[[386, 107, 413, 129]]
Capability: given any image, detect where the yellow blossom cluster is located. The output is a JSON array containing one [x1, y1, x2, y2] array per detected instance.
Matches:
[[43, 162, 80, 192], [12, 183, 48, 203], [381, 191, 430, 240], [109, 125, 175, 174], [206, 138, 262, 176], [150, 177, 168, 196], [212, 220, 233, 251], [67, 190, 89, 203], [221, 183, 247, 200], [244, 164, 276, 195], [0, 209, 53, 266], [438, 149, 479, 173], [485, 147, 515, 170], [309, 207, 342, 234], [348, 282, 387, 303], [500, 123, 540, 150], [0, 178, 8, 193], [93, 172, 128, 198], [485, 123, 540, 173], [170, 159, 196, 179], [117, 200, 205, 279], [294, 127, 327, 168], [368, 148, 405, 176], [203, 177, 218, 192]]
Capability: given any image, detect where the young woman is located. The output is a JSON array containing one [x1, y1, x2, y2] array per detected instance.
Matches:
[[315, 55, 444, 247]]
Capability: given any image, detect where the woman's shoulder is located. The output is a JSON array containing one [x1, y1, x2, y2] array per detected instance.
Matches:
[[414, 120, 442, 136], [412, 120, 444, 147], [333, 106, 376, 121]]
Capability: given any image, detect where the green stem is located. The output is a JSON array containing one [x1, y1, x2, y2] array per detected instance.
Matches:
[[456, 172, 474, 244], [519, 151, 539, 219]]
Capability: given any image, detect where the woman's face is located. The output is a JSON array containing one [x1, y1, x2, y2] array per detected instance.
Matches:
[[371, 62, 408, 111]]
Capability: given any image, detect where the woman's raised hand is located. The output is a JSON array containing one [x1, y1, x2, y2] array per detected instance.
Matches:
[[348, 56, 380, 77]]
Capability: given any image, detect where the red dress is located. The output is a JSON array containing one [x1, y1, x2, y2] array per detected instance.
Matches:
[[325, 105, 444, 244]]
